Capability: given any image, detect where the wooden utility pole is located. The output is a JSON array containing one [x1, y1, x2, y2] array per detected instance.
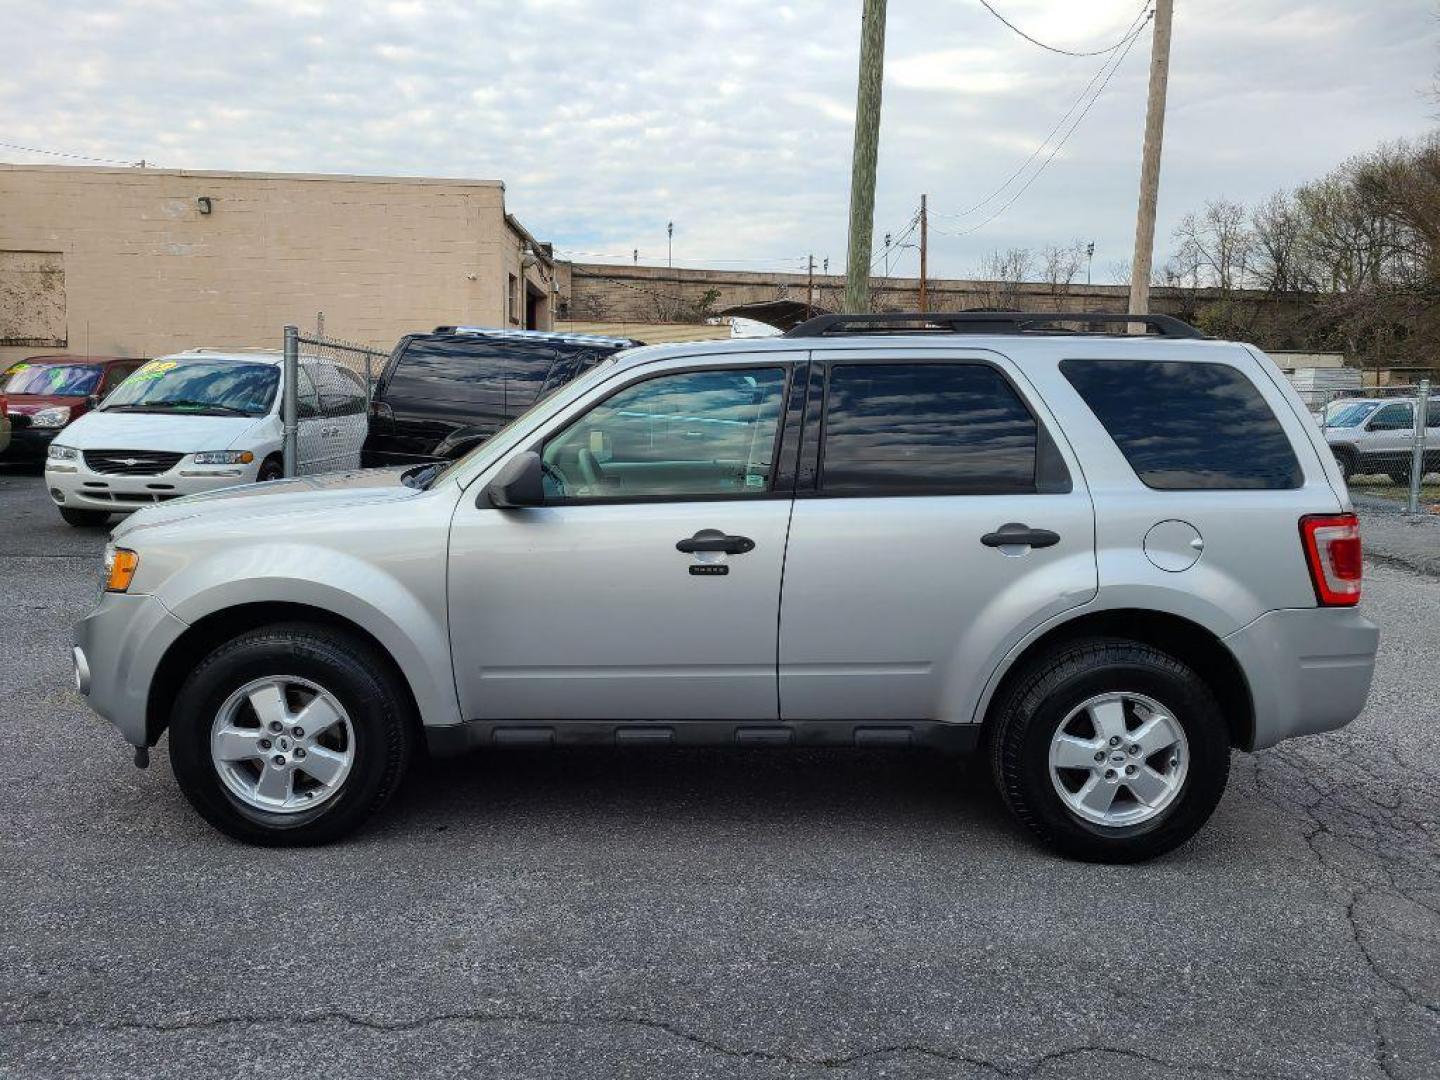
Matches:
[[806, 254, 816, 315], [844, 0, 888, 313], [918, 194, 928, 313], [1127, 0, 1174, 319]]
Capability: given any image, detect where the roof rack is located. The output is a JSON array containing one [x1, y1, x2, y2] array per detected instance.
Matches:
[[432, 325, 641, 346], [783, 311, 1206, 340]]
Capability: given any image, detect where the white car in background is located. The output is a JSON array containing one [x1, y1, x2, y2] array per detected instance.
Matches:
[[44, 349, 369, 526]]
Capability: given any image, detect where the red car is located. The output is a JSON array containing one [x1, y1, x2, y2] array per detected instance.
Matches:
[[0, 355, 146, 463]]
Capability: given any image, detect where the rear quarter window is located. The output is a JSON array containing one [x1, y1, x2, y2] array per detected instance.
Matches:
[[1060, 358, 1302, 490]]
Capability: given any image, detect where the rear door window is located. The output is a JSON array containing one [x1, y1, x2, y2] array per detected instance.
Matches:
[[819, 363, 1038, 494], [1060, 358, 1302, 490]]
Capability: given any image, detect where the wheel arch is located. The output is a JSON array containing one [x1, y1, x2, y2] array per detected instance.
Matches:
[[145, 601, 423, 748], [978, 608, 1256, 750]]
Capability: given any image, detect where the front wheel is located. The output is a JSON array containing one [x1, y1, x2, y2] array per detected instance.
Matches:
[[256, 456, 284, 482], [988, 638, 1230, 863], [168, 623, 415, 845]]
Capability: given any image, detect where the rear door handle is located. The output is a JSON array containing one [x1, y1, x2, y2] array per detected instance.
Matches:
[[677, 532, 755, 555], [981, 523, 1060, 549]]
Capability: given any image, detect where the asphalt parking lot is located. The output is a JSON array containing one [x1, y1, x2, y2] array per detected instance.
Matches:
[[1, 466, 1437, 1080]]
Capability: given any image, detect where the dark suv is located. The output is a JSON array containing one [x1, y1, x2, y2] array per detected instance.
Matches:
[[361, 327, 639, 467]]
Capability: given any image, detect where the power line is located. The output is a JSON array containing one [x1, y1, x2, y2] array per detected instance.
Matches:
[[930, 17, 1148, 241], [935, 4, 1153, 222], [977, 0, 1152, 57], [0, 139, 146, 167]]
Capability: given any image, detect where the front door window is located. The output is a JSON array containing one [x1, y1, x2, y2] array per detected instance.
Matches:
[[541, 367, 787, 500]]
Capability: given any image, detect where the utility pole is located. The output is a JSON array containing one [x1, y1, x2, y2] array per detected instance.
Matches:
[[844, 0, 888, 313], [1085, 241, 1095, 286], [667, 221, 674, 269], [918, 194, 928, 313], [1127, 0, 1173, 319], [806, 254, 815, 315], [883, 232, 893, 278], [633, 248, 638, 265]]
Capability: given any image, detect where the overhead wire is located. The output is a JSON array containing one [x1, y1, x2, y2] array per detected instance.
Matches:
[[934, 2, 1153, 223], [929, 12, 1150, 240], [0, 139, 146, 166], [977, 0, 1150, 57]]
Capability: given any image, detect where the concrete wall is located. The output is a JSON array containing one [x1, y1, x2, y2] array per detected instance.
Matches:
[[555, 261, 1312, 330], [0, 165, 553, 363]]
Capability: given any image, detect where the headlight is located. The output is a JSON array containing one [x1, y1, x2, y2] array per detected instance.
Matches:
[[192, 450, 255, 465], [48, 444, 79, 461], [103, 543, 140, 593], [31, 406, 71, 428]]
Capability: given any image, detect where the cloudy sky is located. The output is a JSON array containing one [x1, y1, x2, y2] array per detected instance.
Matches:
[[4, 1, 1436, 282]]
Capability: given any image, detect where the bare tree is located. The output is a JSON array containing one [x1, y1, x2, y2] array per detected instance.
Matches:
[[1250, 190, 1304, 293], [1172, 198, 1254, 292], [1040, 243, 1086, 309], [977, 247, 1032, 309]]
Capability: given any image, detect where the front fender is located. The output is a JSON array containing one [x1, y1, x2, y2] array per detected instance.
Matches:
[[155, 544, 461, 729]]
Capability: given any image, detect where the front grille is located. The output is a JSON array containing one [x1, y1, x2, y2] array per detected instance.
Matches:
[[83, 450, 185, 476]]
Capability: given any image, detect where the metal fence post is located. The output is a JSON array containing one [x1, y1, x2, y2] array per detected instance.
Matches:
[[1407, 378, 1431, 517], [283, 325, 299, 478]]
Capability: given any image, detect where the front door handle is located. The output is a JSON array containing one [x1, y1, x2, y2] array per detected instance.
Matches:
[[981, 523, 1060, 549], [677, 531, 756, 555]]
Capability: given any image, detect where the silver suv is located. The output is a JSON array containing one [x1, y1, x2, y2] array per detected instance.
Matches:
[[74, 313, 1379, 862], [1320, 395, 1439, 482]]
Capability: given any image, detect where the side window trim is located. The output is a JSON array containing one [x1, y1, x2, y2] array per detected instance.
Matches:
[[534, 361, 799, 507], [796, 354, 1070, 499]]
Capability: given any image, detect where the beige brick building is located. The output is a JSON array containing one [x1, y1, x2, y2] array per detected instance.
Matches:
[[0, 165, 557, 364]]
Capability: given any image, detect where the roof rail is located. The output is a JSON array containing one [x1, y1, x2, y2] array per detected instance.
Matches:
[[783, 311, 1206, 340]]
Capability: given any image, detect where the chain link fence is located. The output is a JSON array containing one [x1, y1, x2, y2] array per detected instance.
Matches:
[[281, 326, 390, 477], [1313, 380, 1437, 514]]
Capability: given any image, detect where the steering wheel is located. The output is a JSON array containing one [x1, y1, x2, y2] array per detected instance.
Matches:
[[577, 448, 604, 490]]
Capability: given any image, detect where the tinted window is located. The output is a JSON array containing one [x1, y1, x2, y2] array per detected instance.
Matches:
[[542, 368, 787, 500], [820, 363, 1037, 494], [384, 336, 558, 407], [1368, 403, 1413, 430], [1061, 358, 1301, 490]]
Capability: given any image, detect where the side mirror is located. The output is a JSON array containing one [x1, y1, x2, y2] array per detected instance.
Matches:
[[86, 394, 101, 409], [486, 451, 544, 508]]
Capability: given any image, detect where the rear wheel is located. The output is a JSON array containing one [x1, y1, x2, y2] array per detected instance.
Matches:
[[1387, 470, 1411, 487], [168, 623, 414, 845], [59, 507, 110, 527], [989, 638, 1230, 863]]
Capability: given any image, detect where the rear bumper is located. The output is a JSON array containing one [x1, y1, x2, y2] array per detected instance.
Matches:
[[74, 592, 189, 748], [1224, 606, 1379, 750]]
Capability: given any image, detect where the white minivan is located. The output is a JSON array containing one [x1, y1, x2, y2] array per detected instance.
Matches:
[[44, 349, 369, 526]]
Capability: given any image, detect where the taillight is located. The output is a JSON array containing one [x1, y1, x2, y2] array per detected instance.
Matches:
[[1300, 513, 1362, 606]]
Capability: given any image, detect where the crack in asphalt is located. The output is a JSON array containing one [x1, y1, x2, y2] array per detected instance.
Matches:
[[1249, 747, 1440, 1079], [0, 1009, 1290, 1078]]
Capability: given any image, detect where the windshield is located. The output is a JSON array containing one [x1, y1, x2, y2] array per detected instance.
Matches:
[[415, 354, 627, 489], [0, 361, 104, 397], [101, 359, 279, 417], [1324, 402, 1379, 428]]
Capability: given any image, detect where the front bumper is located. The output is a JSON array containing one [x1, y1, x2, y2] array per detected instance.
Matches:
[[1, 425, 58, 462], [1223, 606, 1379, 750], [74, 591, 189, 748], [46, 457, 259, 514]]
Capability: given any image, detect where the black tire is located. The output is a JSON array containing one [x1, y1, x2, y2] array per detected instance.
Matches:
[[988, 638, 1230, 863], [168, 623, 415, 846], [1387, 470, 1410, 487], [1334, 452, 1355, 482], [59, 507, 110, 527], [256, 455, 284, 482]]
